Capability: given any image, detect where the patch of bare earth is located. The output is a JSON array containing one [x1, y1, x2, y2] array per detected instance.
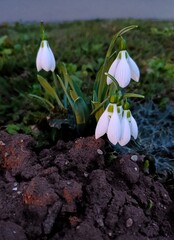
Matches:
[[0, 131, 173, 240]]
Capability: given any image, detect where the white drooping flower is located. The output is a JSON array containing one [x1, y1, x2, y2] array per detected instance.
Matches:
[[95, 105, 138, 146], [36, 40, 56, 72], [119, 110, 138, 146], [106, 50, 140, 88], [95, 103, 121, 145]]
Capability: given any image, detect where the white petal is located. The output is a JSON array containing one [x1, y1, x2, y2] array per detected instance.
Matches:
[[95, 109, 109, 139], [106, 58, 119, 85], [36, 43, 43, 72], [40, 40, 55, 72], [127, 55, 140, 82], [117, 105, 123, 120], [48, 46, 56, 72], [115, 51, 131, 88], [119, 111, 131, 146], [107, 105, 121, 145], [130, 114, 138, 139]]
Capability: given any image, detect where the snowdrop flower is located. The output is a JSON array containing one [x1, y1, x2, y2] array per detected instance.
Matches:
[[36, 40, 56, 72], [119, 110, 138, 146], [107, 50, 140, 88], [95, 104, 121, 145]]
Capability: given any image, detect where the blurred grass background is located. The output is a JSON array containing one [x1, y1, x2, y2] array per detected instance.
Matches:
[[0, 19, 174, 134]]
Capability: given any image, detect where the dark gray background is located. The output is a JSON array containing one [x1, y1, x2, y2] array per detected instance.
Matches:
[[0, 0, 174, 23]]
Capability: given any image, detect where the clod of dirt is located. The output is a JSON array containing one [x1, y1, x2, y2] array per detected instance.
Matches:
[[0, 131, 173, 240]]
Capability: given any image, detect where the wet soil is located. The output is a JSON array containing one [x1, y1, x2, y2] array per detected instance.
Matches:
[[0, 130, 173, 240]]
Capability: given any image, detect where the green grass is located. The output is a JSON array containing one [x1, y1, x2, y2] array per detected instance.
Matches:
[[0, 19, 174, 135]]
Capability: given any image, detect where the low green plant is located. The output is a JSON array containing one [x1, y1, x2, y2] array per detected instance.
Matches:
[[32, 24, 144, 146]]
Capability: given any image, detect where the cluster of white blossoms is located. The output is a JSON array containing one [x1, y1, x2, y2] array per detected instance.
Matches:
[[35, 35, 140, 147], [107, 50, 140, 88], [95, 103, 138, 146], [95, 49, 140, 146], [36, 40, 56, 72]]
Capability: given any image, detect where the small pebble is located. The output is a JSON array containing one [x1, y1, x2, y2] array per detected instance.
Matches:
[[131, 155, 138, 162], [66, 181, 71, 185], [12, 187, 18, 191], [14, 182, 18, 187], [97, 149, 103, 155], [84, 172, 89, 177], [4, 152, 9, 157], [126, 218, 133, 228], [0, 141, 5, 146]]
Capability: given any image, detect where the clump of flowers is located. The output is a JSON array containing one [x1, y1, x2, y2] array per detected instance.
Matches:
[[33, 24, 144, 147], [95, 97, 138, 146]]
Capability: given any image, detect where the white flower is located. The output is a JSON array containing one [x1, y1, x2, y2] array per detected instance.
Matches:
[[119, 110, 131, 146], [36, 40, 56, 72], [95, 104, 121, 145], [107, 50, 140, 88], [107, 104, 121, 145], [95, 104, 138, 146], [119, 110, 138, 146]]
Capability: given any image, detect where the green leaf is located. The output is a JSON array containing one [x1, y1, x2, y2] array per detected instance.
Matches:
[[70, 89, 78, 102], [2, 48, 12, 55], [105, 72, 119, 90], [6, 124, 21, 134], [49, 118, 75, 129], [58, 63, 86, 100], [93, 52, 116, 103], [73, 97, 89, 125], [91, 101, 105, 121], [29, 94, 55, 110], [123, 93, 145, 99], [91, 96, 110, 120], [37, 75, 57, 97], [0, 36, 7, 46], [37, 75, 64, 108]]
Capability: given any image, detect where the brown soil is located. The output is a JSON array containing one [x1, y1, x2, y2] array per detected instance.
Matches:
[[0, 130, 173, 240]]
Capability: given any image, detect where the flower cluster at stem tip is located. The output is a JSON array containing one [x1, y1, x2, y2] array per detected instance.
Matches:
[[96, 47, 140, 145], [95, 101, 138, 146], [35, 24, 142, 147]]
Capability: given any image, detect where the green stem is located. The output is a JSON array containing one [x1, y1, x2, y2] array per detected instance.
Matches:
[[90, 96, 110, 116], [57, 74, 75, 112], [52, 72, 65, 108], [59, 63, 78, 98]]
